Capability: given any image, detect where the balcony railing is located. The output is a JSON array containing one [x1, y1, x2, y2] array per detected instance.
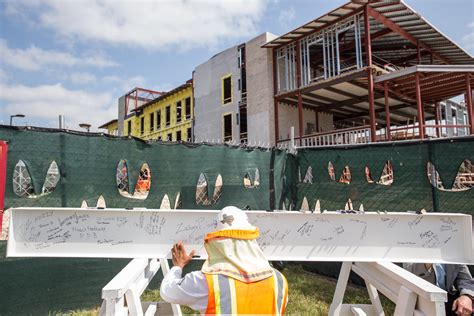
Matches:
[[378, 124, 470, 140], [277, 125, 371, 150]]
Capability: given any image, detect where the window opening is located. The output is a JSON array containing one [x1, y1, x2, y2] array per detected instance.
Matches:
[[223, 113, 232, 142], [156, 110, 161, 130], [300, 14, 362, 87], [241, 68, 247, 95], [166, 106, 171, 127], [239, 108, 247, 143], [176, 131, 182, 142], [176, 101, 182, 123], [276, 43, 296, 92], [222, 76, 232, 104], [140, 116, 145, 134], [127, 120, 132, 136], [187, 127, 192, 142], [150, 112, 154, 131], [185, 97, 191, 120], [452, 108, 458, 136]]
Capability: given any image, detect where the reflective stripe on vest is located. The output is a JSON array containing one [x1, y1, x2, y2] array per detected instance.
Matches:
[[205, 269, 287, 315]]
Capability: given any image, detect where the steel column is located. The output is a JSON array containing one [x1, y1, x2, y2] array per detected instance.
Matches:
[[415, 72, 425, 139], [296, 40, 303, 144], [434, 102, 440, 138], [0, 141, 7, 237], [365, 5, 376, 142], [298, 92, 304, 145], [272, 50, 280, 143], [315, 111, 320, 133], [384, 82, 391, 141], [466, 74, 474, 135], [364, 6, 372, 66]]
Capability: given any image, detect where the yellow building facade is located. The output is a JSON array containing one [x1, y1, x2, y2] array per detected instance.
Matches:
[[100, 82, 193, 141], [98, 119, 119, 136]]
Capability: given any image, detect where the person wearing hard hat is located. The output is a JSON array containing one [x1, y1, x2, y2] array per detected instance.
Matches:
[[160, 206, 288, 314]]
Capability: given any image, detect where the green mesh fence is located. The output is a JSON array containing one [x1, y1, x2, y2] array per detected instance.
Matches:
[[0, 126, 473, 314], [0, 126, 286, 211], [292, 138, 474, 214], [1, 126, 473, 213]]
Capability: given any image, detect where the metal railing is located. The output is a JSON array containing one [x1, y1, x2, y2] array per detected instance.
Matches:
[[277, 126, 371, 151], [378, 124, 470, 140], [300, 126, 371, 147]]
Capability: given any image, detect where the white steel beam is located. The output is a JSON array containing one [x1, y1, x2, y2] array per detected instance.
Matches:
[[6, 207, 473, 263]]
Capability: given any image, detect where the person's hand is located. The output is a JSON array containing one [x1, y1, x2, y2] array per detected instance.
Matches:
[[171, 241, 195, 269], [452, 295, 473, 315]]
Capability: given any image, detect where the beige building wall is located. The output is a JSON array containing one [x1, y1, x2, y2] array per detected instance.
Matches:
[[246, 32, 278, 146], [277, 104, 333, 140]]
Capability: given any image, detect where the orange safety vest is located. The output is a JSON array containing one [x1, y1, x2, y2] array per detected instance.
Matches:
[[204, 269, 288, 315]]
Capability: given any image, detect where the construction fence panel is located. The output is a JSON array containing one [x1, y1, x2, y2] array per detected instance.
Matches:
[[0, 126, 473, 314], [293, 137, 474, 214], [0, 126, 286, 212]]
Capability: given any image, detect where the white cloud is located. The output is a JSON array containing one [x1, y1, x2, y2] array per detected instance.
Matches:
[[461, 22, 474, 54], [0, 83, 116, 131], [0, 39, 118, 71], [278, 6, 296, 29], [70, 72, 96, 85], [0, 69, 8, 83], [5, 0, 268, 51]]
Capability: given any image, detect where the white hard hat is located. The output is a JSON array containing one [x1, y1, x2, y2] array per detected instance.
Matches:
[[216, 206, 255, 231]]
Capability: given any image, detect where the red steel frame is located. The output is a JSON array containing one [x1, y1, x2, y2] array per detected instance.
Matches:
[[272, 3, 472, 145], [384, 82, 391, 141], [0, 141, 7, 236], [466, 74, 474, 134], [296, 39, 303, 145], [272, 50, 279, 144], [365, 5, 377, 142], [124, 87, 163, 117]]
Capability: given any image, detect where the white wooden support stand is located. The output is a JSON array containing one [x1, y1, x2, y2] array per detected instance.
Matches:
[[159, 258, 182, 316], [329, 262, 447, 316], [99, 258, 182, 316]]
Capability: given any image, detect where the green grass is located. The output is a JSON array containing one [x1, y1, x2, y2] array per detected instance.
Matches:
[[61, 264, 395, 315]]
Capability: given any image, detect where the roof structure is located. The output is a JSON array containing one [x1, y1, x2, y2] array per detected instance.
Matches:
[[98, 119, 118, 129], [263, 0, 473, 65], [132, 81, 192, 114], [375, 65, 474, 103]]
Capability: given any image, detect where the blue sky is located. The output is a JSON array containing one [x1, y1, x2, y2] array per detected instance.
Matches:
[[0, 0, 473, 131]]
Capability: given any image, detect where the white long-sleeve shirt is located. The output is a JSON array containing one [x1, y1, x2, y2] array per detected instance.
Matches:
[[160, 266, 209, 313]]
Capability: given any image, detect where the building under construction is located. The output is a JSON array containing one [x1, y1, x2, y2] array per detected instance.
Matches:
[[262, 0, 473, 147]]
